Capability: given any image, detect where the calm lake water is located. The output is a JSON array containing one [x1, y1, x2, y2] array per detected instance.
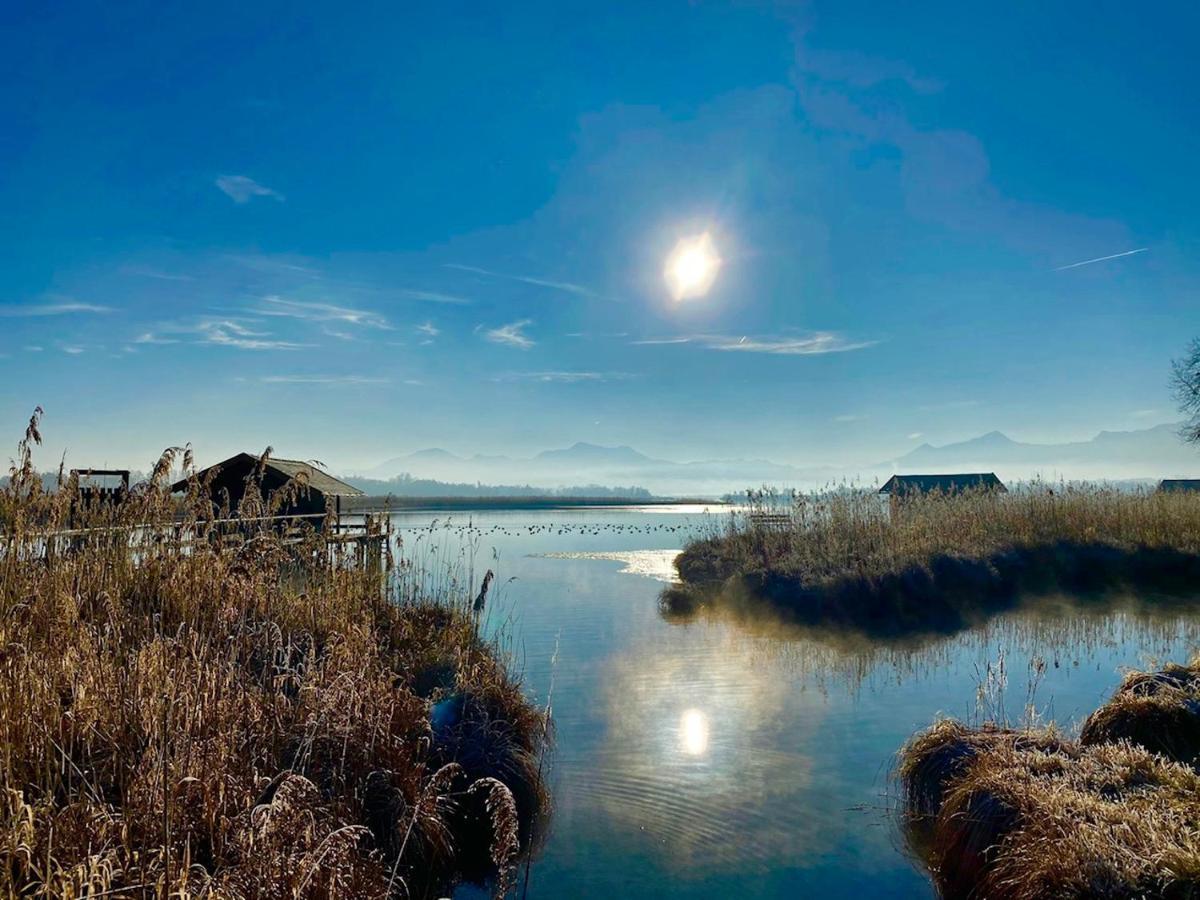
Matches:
[[382, 505, 1200, 899]]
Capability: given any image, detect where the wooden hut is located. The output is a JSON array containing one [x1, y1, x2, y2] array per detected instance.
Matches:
[[880, 473, 1006, 517], [172, 453, 363, 523]]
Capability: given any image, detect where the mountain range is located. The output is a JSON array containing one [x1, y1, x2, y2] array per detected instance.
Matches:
[[349, 424, 1199, 497]]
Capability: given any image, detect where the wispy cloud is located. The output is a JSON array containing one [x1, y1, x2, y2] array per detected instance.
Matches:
[[632, 332, 875, 355], [134, 332, 181, 345], [0, 301, 111, 317], [484, 319, 535, 349], [416, 321, 440, 338], [446, 263, 595, 298], [1131, 408, 1165, 419], [1054, 247, 1148, 271], [138, 317, 307, 351], [59, 344, 86, 355], [834, 414, 866, 423], [260, 375, 388, 385], [705, 333, 877, 355], [492, 371, 635, 384], [24, 346, 43, 352], [121, 266, 193, 282], [255, 297, 389, 329], [215, 175, 285, 204], [397, 289, 472, 305], [201, 320, 306, 351], [907, 432, 924, 440]]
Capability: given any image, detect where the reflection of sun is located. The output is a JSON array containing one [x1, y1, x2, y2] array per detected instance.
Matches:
[[664, 232, 720, 300], [679, 708, 710, 756]]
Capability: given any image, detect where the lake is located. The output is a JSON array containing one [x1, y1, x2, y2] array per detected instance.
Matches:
[[382, 505, 1200, 899]]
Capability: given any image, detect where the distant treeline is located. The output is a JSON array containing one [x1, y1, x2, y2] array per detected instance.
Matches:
[[345, 473, 654, 499], [2, 470, 655, 500], [0, 471, 149, 493]]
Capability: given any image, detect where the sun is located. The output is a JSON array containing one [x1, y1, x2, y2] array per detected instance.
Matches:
[[664, 232, 720, 301]]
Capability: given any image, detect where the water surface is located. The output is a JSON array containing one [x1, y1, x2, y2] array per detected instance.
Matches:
[[383, 506, 1200, 899]]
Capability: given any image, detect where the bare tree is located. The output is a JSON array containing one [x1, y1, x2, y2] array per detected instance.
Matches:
[[1172, 338, 1200, 444]]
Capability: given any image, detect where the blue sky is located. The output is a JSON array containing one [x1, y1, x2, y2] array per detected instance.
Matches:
[[2, 1, 1198, 472]]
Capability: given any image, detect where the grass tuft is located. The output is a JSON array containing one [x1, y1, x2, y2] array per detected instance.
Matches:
[[899, 660, 1200, 899]]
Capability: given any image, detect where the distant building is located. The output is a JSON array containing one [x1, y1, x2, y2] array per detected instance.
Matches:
[[880, 473, 1006, 514], [172, 453, 363, 522], [1158, 479, 1200, 493]]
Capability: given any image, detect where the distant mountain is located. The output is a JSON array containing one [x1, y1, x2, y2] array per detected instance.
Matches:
[[534, 442, 658, 465], [352, 425, 1199, 497], [885, 424, 1198, 480], [360, 442, 836, 497]]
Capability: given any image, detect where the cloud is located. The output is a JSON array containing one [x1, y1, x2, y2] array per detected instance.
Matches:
[[59, 344, 86, 355], [397, 289, 472, 305], [833, 414, 866, 423], [795, 43, 943, 94], [712, 333, 877, 355], [446, 263, 595, 298], [255, 297, 389, 329], [1054, 248, 1148, 271], [633, 332, 875, 355], [24, 346, 43, 352], [139, 317, 307, 351], [215, 175, 284, 203], [416, 321, 440, 338], [1131, 408, 1165, 419], [484, 319, 535, 349], [121, 266, 193, 282], [134, 332, 181, 345], [202, 321, 306, 351], [260, 375, 388, 385], [0, 301, 111, 317], [492, 371, 635, 384], [907, 432, 924, 440]]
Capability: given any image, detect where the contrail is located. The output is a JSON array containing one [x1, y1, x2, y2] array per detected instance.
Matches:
[[1055, 247, 1148, 271]]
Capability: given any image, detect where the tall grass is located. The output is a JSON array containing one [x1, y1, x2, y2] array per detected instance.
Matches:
[[681, 483, 1200, 587], [0, 410, 548, 899]]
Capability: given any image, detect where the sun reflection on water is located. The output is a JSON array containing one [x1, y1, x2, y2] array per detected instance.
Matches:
[[679, 708, 710, 756]]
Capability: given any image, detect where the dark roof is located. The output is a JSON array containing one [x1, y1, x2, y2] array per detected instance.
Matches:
[[879, 473, 1006, 495], [1159, 479, 1200, 493], [172, 453, 363, 496]]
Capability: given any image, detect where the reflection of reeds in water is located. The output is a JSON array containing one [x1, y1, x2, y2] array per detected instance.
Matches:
[[0, 412, 548, 899], [659, 579, 1200, 700]]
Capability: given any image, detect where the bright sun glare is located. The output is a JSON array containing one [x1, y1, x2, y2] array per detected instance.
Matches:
[[679, 708, 710, 756], [664, 232, 721, 301]]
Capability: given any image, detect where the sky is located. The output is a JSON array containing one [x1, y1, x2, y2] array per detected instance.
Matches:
[[2, 1, 1199, 474]]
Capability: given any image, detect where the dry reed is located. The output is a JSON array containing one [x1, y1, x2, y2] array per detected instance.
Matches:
[[899, 659, 1200, 898], [675, 484, 1200, 633], [0, 410, 548, 899]]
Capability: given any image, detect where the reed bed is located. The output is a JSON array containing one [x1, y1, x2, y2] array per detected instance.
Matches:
[[672, 484, 1200, 633], [0, 411, 549, 899], [898, 659, 1200, 899]]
